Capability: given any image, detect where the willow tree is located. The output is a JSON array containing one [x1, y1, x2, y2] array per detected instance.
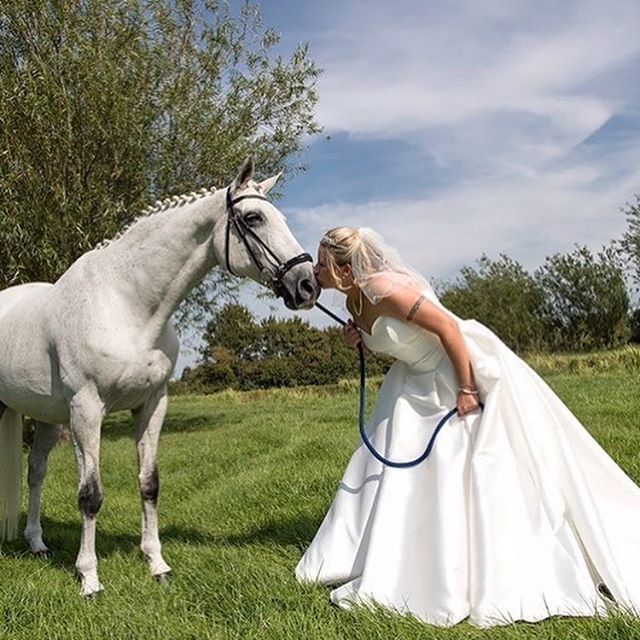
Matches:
[[0, 0, 320, 327]]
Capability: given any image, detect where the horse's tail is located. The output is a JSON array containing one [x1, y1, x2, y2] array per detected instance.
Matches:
[[0, 408, 22, 542]]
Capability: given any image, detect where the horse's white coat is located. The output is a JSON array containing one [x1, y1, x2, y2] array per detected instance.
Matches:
[[0, 159, 318, 595]]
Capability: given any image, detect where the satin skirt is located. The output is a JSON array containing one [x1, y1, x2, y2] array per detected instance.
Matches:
[[295, 320, 640, 627]]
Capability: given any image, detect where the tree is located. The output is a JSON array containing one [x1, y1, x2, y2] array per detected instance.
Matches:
[[186, 303, 392, 391], [535, 245, 630, 351], [439, 254, 547, 352], [622, 192, 640, 287], [200, 303, 262, 362], [0, 0, 321, 329]]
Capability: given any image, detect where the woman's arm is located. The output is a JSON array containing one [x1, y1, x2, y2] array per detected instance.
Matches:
[[379, 289, 480, 416]]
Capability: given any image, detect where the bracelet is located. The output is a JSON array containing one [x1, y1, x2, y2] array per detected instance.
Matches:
[[458, 387, 479, 396]]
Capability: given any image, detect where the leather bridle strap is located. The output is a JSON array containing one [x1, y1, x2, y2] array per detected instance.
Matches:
[[224, 188, 313, 296]]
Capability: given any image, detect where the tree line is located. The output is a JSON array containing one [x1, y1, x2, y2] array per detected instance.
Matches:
[[176, 303, 393, 393]]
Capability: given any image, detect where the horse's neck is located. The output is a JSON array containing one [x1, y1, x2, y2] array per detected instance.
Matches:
[[102, 192, 223, 337]]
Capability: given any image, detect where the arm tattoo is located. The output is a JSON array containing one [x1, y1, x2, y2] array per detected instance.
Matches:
[[406, 294, 426, 322]]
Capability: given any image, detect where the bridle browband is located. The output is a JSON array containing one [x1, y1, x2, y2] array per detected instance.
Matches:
[[223, 188, 313, 303]]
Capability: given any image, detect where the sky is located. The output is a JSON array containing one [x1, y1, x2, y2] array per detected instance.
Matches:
[[178, 0, 640, 371]]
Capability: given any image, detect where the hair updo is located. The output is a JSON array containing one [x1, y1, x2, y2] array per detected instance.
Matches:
[[320, 227, 360, 263]]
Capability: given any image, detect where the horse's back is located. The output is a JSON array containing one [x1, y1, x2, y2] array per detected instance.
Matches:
[[0, 281, 53, 311], [0, 282, 53, 340]]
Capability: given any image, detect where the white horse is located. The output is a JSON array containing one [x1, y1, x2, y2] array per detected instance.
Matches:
[[0, 157, 319, 596]]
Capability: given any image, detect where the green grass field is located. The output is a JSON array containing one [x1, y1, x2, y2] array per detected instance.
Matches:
[[1, 370, 640, 639]]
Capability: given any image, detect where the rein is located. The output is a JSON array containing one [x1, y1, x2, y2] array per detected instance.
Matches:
[[224, 189, 313, 305], [315, 301, 479, 469]]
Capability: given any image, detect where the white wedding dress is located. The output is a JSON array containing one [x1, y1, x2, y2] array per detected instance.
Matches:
[[295, 303, 640, 627]]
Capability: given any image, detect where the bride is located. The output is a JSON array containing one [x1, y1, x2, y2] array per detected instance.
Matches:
[[295, 226, 640, 627]]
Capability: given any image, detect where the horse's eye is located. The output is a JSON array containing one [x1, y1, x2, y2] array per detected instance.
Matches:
[[243, 211, 264, 226]]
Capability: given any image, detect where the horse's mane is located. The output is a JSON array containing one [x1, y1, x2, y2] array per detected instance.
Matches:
[[95, 186, 218, 250]]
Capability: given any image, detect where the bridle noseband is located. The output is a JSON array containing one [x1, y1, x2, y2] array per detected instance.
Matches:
[[223, 188, 313, 303]]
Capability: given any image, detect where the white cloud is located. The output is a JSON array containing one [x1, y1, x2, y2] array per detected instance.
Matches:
[[313, 0, 640, 164]]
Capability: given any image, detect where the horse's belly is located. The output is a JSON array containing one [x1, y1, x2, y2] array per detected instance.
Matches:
[[0, 387, 69, 424], [0, 350, 69, 424], [0, 283, 69, 423]]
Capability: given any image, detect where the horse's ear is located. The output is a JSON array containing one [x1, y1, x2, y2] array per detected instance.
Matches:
[[258, 172, 281, 195], [235, 156, 255, 189]]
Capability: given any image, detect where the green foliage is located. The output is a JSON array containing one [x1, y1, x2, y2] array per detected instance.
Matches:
[[622, 192, 640, 287], [180, 241, 634, 395], [201, 304, 262, 361], [181, 303, 391, 392], [631, 307, 640, 343], [438, 246, 631, 354], [439, 254, 547, 352], [535, 245, 630, 351], [0, 0, 321, 328]]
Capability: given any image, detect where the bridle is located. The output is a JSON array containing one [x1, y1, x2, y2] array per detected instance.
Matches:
[[223, 188, 313, 304]]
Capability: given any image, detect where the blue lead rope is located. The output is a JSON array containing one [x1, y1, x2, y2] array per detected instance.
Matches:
[[315, 302, 472, 469]]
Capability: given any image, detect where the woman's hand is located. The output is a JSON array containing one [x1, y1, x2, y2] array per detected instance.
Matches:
[[457, 390, 481, 416], [344, 320, 362, 348]]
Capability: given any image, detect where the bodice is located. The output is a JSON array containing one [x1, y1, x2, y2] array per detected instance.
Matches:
[[361, 316, 446, 372]]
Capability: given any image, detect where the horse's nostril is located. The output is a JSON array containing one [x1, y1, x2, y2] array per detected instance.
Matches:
[[298, 278, 315, 299]]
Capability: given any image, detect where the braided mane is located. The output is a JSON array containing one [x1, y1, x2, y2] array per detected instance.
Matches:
[[95, 186, 218, 249]]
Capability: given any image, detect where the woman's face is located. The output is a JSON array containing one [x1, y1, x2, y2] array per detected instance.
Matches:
[[314, 246, 337, 289], [314, 246, 353, 290]]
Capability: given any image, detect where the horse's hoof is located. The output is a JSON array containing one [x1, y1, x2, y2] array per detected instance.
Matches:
[[78, 574, 104, 598], [27, 537, 51, 556], [81, 585, 104, 599], [34, 549, 53, 560], [154, 571, 172, 585]]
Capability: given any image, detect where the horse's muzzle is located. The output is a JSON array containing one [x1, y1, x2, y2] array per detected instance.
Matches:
[[277, 263, 320, 310]]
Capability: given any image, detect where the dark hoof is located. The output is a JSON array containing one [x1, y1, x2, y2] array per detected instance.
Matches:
[[154, 571, 172, 584], [34, 549, 53, 560]]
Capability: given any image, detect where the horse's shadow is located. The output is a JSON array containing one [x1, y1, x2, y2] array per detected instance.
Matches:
[[100, 409, 241, 441], [1, 513, 321, 573]]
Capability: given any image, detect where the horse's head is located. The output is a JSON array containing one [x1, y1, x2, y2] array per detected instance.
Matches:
[[213, 157, 320, 310]]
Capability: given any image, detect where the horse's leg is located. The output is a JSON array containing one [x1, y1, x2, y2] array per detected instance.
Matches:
[[68, 389, 105, 596], [132, 387, 171, 580], [24, 421, 61, 554]]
